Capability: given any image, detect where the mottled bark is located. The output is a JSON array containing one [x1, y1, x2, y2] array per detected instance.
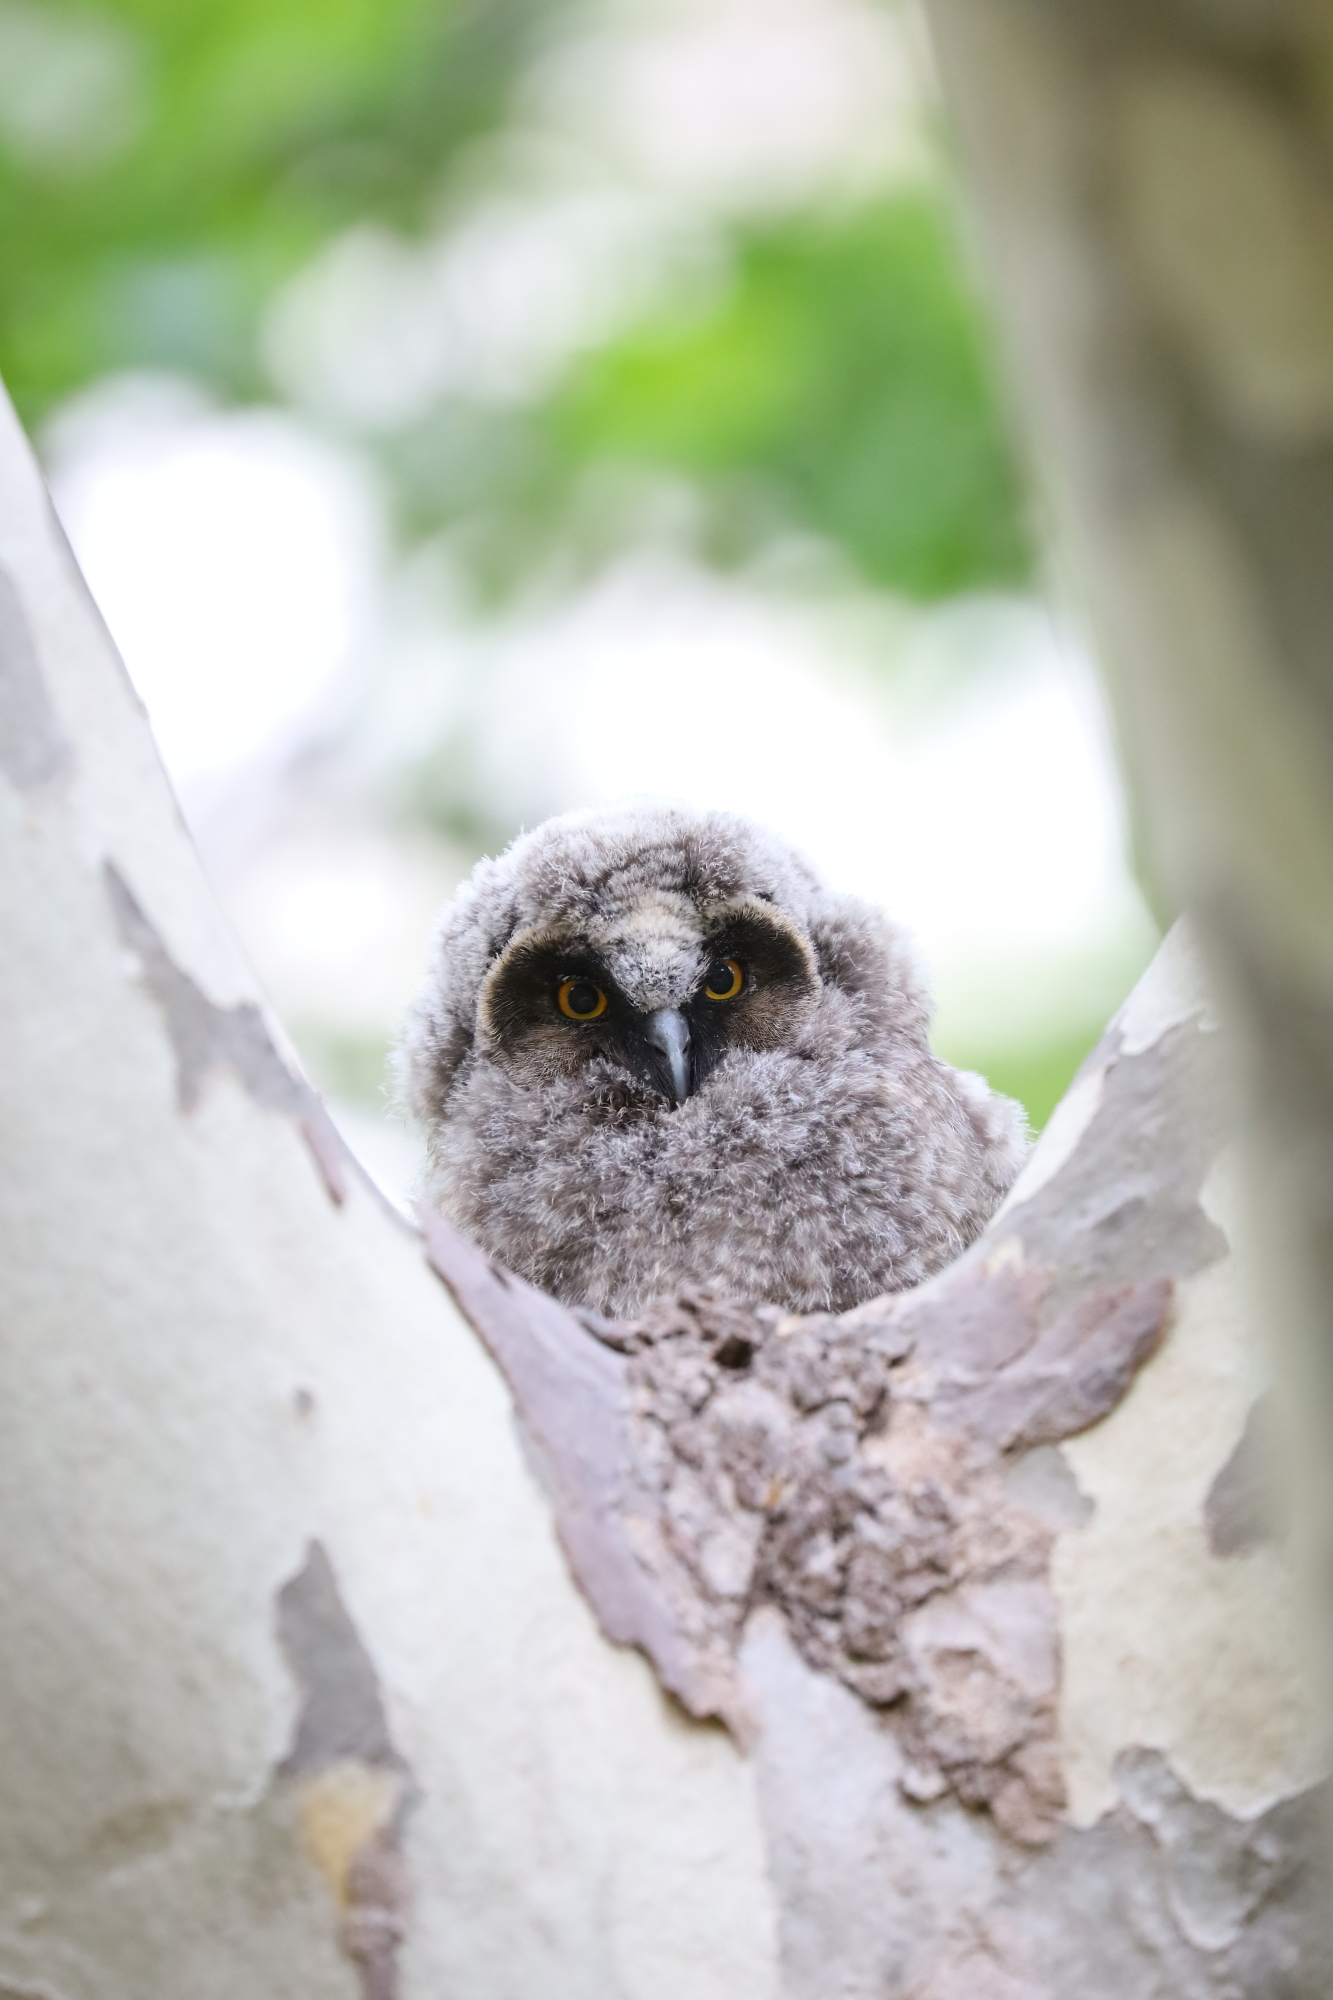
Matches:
[[918, 0, 1333, 1607], [429, 933, 1329, 1995], [2, 16, 1331, 1974], [0, 385, 778, 1999]]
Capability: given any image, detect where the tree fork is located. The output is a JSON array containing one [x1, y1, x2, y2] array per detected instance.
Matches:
[[2, 0, 1331, 1970]]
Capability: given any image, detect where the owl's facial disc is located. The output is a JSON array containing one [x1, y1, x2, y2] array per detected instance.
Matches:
[[477, 903, 818, 1106]]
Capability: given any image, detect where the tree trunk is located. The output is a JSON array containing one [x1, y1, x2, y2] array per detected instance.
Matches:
[[919, 0, 1333, 1617], [2, 359, 1326, 1992], [0, 387, 777, 1999], [6, 10, 1333, 1971]]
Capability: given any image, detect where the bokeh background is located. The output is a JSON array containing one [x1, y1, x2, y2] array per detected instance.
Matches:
[[1, 0, 1159, 1205]]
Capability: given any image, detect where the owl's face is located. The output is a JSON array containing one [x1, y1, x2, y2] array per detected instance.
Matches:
[[478, 893, 820, 1109], [403, 804, 1024, 1317]]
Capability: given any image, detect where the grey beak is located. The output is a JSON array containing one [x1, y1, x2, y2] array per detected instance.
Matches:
[[644, 1007, 692, 1107]]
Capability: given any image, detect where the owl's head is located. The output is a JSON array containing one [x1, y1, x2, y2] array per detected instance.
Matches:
[[403, 802, 929, 1129]]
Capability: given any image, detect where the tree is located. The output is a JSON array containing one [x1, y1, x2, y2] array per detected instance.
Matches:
[[922, 0, 1333, 1727], [1, 0, 1328, 1988], [2, 370, 1326, 1989]]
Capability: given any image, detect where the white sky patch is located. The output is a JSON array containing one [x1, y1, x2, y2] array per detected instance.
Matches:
[[213, 816, 460, 1033], [45, 379, 381, 784], [523, 0, 929, 216]]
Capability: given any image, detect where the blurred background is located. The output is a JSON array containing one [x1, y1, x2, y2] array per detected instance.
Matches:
[[1, 0, 1159, 1207]]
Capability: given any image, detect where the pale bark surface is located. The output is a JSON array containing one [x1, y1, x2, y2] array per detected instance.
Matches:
[[919, 0, 1333, 1571], [1, 362, 1327, 1993], [0, 387, 780, 1999], [3, 15, 1332, 1974]]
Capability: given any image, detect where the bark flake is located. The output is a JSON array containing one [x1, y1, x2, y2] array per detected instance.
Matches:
[[0, 566, 71, 792], [275, 1541, 413, 2000], [1205, 1396, 1284, 1558], [104, 861, 347, 1204]]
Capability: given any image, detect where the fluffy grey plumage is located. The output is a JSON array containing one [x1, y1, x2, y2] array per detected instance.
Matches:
[[402, 803, 1027, 1317]]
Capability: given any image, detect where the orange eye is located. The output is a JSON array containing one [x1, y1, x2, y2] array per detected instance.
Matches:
[[704, 959, 744, 1002], [557, 976, 608, 1021]]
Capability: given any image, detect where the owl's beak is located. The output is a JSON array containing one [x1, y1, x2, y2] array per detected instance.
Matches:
[[644, 1007, 692, 1107]]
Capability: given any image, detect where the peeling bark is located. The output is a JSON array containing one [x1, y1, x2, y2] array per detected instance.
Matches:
[[0, 564, 70, 791], [423, 1018, 1198, 1825], [0, 382, 781, 1997], [105, 861, 349, 1205], [276, 1546, 413, 2000], [420, 1215, 740, 1723], [1205, 1397, 1283, 1559], [918, 0, 1333, 1687], [423, 973, 1330, 1989], [0, 10, 1329, 1971]]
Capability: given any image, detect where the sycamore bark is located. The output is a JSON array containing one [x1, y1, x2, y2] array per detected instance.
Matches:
[[2, 10, 1331, 1973], [921, 0, 1333, 1584]]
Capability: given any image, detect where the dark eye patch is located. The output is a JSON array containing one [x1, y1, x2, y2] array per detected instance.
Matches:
[[701, 910, 814, 994], [683, 905, 819, 1077], [484, 936, 616, 1044]]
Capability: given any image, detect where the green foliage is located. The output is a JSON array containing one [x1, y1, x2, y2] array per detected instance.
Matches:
[[2, 6, 1033, 605], [548, 196, 1033, 598], [0, 0, 548, 421], [1, 7, 1131, 1159], [2, 5, 1032, 609]]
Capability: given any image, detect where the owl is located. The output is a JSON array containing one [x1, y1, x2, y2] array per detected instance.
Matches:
[[401, 803, 1027, 1318]]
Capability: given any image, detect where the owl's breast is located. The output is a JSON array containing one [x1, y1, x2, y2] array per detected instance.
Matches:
[[432, 1040, 938, 1315]]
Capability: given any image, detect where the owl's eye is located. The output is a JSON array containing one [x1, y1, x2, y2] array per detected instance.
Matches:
[[557, 976, 608, 1021], [704, 959, 744, 1001]]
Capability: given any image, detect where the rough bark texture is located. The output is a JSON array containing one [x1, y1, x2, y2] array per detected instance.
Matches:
[[919, 0, 1333, 1604], [0, 384, 781, 1999], [428, 935, 1330, 1994]]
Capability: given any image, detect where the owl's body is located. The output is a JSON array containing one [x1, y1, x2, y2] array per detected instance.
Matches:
[[403, 805, 1026, 1318]]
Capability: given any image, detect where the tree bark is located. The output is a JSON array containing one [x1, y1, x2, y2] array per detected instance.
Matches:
[[919, 0, 1333, 1614], [0, 387, 777, 1999], [2, 360, 1327, 1991]]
